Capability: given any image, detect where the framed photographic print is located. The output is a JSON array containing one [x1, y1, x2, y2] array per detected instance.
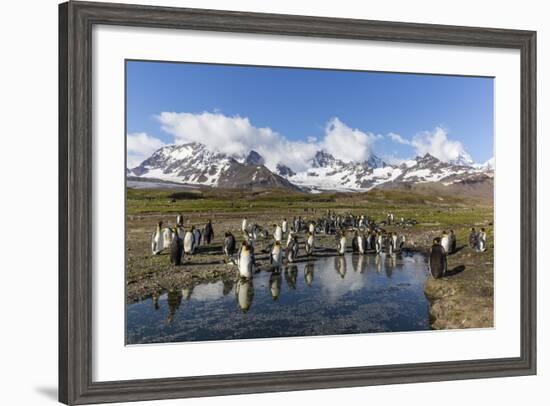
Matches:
[[59, 1, 536, 404]]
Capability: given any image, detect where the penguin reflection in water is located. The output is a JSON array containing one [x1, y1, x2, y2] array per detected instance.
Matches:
[[429, 237, 447, 279], [285, 265, 298, 289], [166, 289, 183, 324], [304, 262, 315, 286], [236, 278, 254, 313], [269, 271, 282, 301], [335, 255, 347, 279]]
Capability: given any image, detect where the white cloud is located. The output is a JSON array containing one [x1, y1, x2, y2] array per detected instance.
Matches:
[[320, 118, 380, 163], [410, 127, 470, 163], [127, 132, 165, 168], [139, 112, 476, 170], [387, 132, 411, 145], [156, 112, 380, 172]]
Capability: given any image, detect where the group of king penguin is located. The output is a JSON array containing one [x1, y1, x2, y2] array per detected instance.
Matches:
[[150, 214, 409, 281], [150, 214, 214, 266], [237, 217, 407, 281], [429, 228, 488, 279]]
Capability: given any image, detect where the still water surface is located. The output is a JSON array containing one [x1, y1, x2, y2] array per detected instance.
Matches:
[[127, 252, 430, 344]]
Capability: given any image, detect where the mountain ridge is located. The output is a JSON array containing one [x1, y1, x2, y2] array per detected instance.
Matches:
[[128, 142, 493, 193]]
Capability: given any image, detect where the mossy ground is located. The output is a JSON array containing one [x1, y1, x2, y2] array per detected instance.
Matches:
[[126, 187, 494, 329]]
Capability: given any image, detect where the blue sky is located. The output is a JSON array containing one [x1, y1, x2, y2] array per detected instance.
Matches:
[[126, 60, 494, 169]]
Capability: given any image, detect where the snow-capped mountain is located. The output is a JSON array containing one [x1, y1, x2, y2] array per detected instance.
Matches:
[[128, 142, 493, 193], [130, 143, 299, 190]]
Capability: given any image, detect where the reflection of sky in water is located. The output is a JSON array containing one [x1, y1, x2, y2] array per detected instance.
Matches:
[[127, 252, 430, 344]]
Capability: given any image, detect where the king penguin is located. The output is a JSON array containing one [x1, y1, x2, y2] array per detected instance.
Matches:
[[337, 231, 347, 255], [305, 232, 314, 256], [238, 241, 254, 279], [169, 226, 184, 266], [357, 232, 365, 255], [223, 231, 236, 259], [441, 231, 450, 253], [429, 237, 447, 279], [270, 241, 283, 268], [183, 227, 195, 254], [151, 221, 164, 255]]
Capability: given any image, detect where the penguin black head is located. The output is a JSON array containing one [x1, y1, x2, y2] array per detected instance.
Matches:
[[433, 237, 441, 245], [158, 221, 163, 227]]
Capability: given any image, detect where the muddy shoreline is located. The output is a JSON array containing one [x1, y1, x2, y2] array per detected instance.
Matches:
[[403, 230, 493, 330]]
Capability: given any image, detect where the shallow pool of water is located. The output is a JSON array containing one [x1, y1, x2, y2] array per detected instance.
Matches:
[[126, 252, 430, 344]]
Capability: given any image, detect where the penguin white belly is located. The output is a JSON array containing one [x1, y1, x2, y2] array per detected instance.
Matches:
[[151, 231, 162, 254], [479, 234, 487, 251], [441, 236, 450, 253], [309, 224, 315, 233], [287, 247, 294, 263], [358, 237, 364, 254], [307, 236, 314, 252], [183, 232, 194, 254], [271, 249, 282, 267], [339, 237, 346, 254], [286, 233, 293, 248], [376, 237, 382, 253], [274, 227, 282, 242], [162, 228, 173, 251], [238, 254, 253, 278]]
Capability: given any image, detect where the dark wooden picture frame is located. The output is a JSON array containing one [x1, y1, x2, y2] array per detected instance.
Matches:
[[59, 1, 537, 404]]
